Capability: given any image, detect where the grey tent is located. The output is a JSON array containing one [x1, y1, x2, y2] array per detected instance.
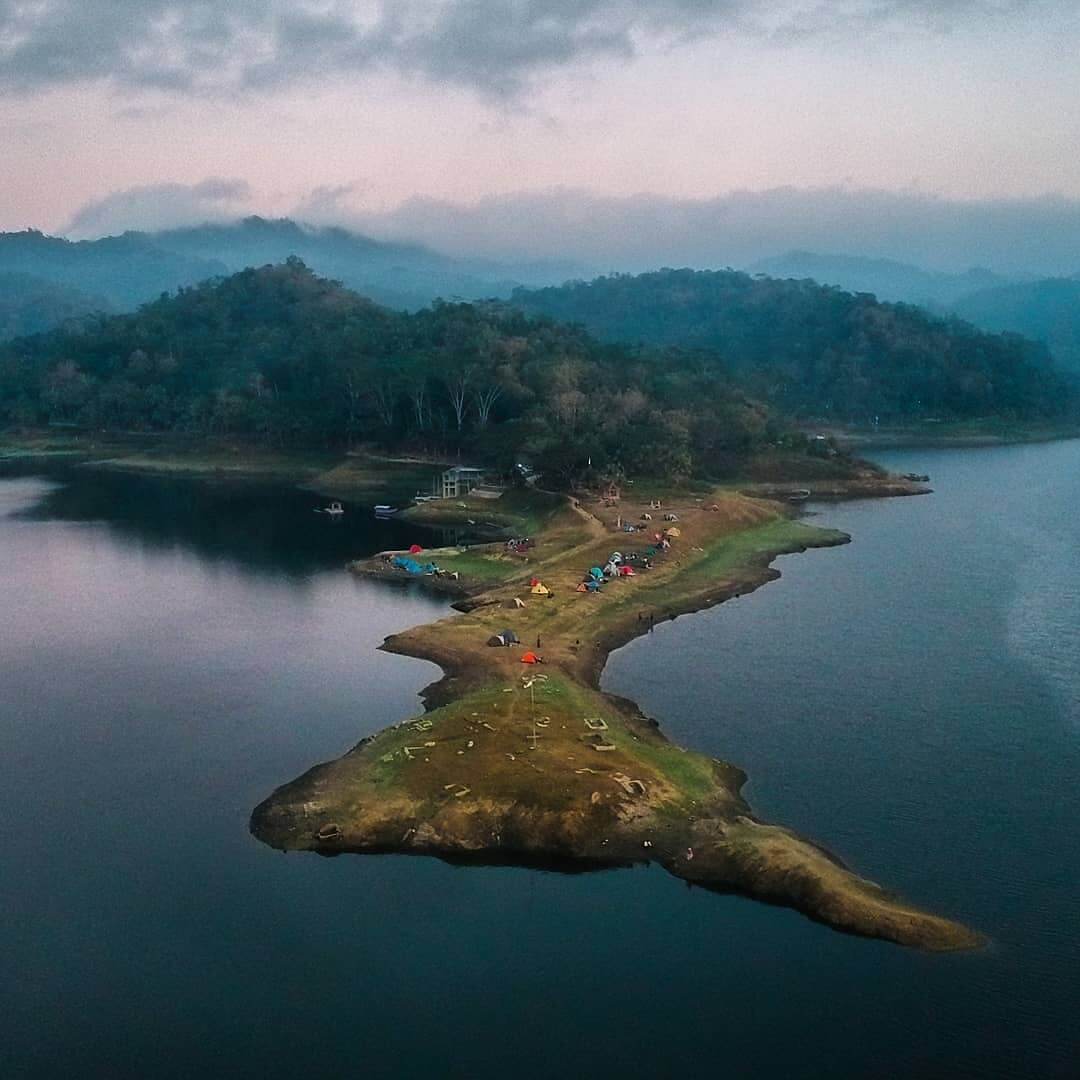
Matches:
[[499, 629, 519, 645]]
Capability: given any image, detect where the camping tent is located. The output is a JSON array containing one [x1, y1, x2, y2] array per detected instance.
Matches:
[[664, 527, 681, 538], [589, 566, 604, 581], [510, 597, 526, 609], [586, 579, 601, 591], [392, 555, 436, 574], [521, 651, 539, 664], [576, 582, 588, 592], [618, 565, 636, 576], [603, 562, 617, 577], [499, 629, 519, 645], [531, 582, 550, 596], [487, 634, 506, 647], [408, 543, 423, 554]]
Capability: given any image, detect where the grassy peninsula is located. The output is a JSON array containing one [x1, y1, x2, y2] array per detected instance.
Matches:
[[251, 481, 981, 952]]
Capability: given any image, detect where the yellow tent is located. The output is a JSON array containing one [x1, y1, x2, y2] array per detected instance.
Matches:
[[664, 526, 681, 538], [531, 582, 550, 596]]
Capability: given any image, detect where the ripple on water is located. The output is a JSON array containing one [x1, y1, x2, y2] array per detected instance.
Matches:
[[1004, 519, 1080, 726]]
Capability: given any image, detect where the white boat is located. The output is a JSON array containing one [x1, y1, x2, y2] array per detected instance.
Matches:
[[374, 504, 398, 517], [315, 501, 345, 516]]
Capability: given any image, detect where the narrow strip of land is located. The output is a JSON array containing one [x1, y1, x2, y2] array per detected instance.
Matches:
[[251, 480, 982, 952]]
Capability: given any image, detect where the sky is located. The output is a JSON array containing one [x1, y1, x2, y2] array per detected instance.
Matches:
[[2, 1, 1080, 269]]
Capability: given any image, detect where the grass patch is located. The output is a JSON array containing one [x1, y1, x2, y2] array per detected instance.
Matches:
[[622, 740, 718, 803]]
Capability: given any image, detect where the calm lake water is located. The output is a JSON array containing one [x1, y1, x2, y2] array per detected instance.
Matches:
[[2, 446, 1079, 1079]]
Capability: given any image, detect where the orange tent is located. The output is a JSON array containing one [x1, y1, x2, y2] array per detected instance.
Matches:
[[521, 652, 539, 664]]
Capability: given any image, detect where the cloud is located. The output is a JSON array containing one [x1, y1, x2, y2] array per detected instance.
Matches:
[[65, 177, 254, 237], [0, 1, 1048, 101], [60, 176, 1080, 275], [351, 186, 1080, 275], [291, 182, 368, 225]]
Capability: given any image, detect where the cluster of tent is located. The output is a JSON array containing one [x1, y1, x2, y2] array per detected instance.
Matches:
[[576, 551, 639, 592], [576, 525, 682, 593]]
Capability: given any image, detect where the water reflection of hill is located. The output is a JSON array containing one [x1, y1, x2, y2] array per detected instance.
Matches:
[[7, 463, 437, 578]]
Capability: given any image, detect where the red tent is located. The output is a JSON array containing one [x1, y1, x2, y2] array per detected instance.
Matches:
[[530, 577, 540, 587], [409, 544, 423, 554], [618, 565, 636, 576], [521, 652, 539, 664]]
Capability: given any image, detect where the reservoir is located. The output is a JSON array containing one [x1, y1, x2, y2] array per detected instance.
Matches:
[[3, 444, 1079, 1078]]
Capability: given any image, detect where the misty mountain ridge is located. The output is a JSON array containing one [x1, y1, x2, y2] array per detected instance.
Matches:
[[5, 218, 1080, 375], [513, 268, 1072, 421], [0, 272, 112, 341], [0, 218, 589, 336], [952, 278, 1080, 373], [746, 251, 1019, 309], [0, 229, 227, 313], [745, 251, 1080, 373]]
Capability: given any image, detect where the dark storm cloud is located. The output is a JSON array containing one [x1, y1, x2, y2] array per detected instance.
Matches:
[[0, 1, 1046, 99]]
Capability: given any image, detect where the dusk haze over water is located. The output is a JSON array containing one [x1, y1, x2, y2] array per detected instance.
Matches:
[[4, 4, 1080, 1079]]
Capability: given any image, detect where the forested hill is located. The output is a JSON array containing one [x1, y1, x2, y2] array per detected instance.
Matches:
[[952, 278, 1080, 374], [0, 218, 581, 329], [513, 269, 1073, 422], [0, 260, 779, 482]]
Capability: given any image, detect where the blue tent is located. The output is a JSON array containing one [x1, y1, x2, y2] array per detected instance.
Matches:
[[392, 556, 438, 575], [589, 566, 604, 581]]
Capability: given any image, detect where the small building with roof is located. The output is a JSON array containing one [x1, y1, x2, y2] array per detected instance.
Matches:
[[440, 466, 486, 499]]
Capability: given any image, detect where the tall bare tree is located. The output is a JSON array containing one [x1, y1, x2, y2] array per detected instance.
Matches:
[[474, 382, 503, 428]]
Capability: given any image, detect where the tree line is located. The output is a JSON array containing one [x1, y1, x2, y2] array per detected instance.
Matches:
[[513, 268, 1075, 422], [0, 260, 780, 483]]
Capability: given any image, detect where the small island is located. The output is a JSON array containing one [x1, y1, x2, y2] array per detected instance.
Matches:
[[251, 478, 982, 952]]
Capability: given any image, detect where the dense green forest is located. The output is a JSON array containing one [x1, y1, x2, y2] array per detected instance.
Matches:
[[0, 260, 778, 482], [513, 269, 1073, 422], [4, 260, 1074, 483]]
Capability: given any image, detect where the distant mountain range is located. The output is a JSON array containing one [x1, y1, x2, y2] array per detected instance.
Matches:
[[952, 278, 1080, 372], [747, 251, 1080, 372], [0, 272, 112, 340], [746, 251, 1015, 309], [0, 217, 586, 340], [513, 268, 1070, 421], [3, 223, 1080, 375]]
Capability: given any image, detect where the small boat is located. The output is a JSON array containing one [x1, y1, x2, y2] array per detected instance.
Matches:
[[788, 489, 811, 503], [374, 504, 398, 517], [315, 501, 345, 516]]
